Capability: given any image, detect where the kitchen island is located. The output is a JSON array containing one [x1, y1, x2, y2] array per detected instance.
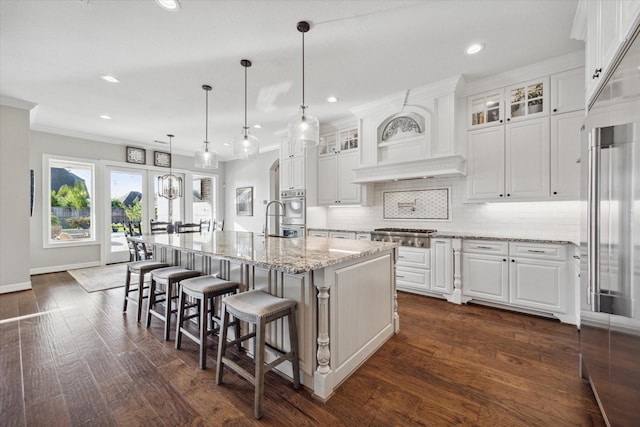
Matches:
[[136, 231, 399, 400]]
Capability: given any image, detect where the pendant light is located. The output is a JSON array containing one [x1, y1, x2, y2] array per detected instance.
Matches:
[[287, 21, 319, 149], [157, 134, 183, 202], [233, 59, 259, 158], [194, 84, 219, 169]]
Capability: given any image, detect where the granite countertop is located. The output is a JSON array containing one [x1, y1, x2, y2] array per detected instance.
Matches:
[[137, 231, 398, 274], [431, 232, 573, 245], [307, 228, 372, 234]]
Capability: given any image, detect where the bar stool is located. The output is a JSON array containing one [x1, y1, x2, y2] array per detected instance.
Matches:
[[175, 276, 241, 369], [146, 266, 201, 340], [216, 290, 300, 419], [123, 259, 169, 322]]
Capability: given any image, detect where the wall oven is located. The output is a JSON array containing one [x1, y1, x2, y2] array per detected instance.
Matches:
[[280, 189, 306, 225]]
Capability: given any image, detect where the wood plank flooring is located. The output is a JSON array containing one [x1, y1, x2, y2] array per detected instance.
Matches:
[[0, 272, 604, 426]]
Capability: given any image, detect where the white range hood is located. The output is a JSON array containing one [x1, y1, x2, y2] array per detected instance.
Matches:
[[352, 155, 466, 183]]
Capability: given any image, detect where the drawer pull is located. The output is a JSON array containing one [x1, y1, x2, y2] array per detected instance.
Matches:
[[396, 275, 405, 278], [398, 255, 405, 259], [527, 249, 546, 254], [476, 246, 493, 249]]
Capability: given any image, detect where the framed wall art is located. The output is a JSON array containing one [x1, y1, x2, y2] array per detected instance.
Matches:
[[154, 151, 171, 168], [236, 186, 253, 216], [126, 146, 146, 164]]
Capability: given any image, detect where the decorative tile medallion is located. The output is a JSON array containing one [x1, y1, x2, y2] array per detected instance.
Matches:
[[383, 188, 449, 220]]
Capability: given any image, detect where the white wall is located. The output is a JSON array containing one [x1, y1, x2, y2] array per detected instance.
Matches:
[[224, 149, 279, 233], [322, 175, 581, 244], [29, 131, 225, 273], [0, 104, 32, 293]]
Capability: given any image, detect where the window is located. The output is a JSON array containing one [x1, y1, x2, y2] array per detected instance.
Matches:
[[45, 157, 95, 246], [192, 175, 216, 224]]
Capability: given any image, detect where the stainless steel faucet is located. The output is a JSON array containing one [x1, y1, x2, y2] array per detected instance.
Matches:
[[264, 200, 284, 237]]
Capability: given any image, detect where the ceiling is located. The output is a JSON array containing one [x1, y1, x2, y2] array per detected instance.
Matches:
[[0, 0, 583, 160]]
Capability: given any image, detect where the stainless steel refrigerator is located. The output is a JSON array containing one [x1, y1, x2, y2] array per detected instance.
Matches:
[[580, 26, 640, 427]]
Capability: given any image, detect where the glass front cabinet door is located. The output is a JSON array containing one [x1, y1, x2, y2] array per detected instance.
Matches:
[[505, 77, 549, 123], [468, 90, 504, 129]]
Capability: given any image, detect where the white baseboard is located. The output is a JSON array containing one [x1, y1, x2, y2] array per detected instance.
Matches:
[[30, 261, 101, 275], [0, 280, 33, 294]]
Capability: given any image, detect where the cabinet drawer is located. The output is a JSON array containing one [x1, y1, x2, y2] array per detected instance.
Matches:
[[509, 242, 566, 260], [308, 230, 328, 238], [329, 231, 356, 240], [397, 266, 431, 290], [398, 247, 431, 269], [463, 240, 508, 255], [356, 233, 371, 241]]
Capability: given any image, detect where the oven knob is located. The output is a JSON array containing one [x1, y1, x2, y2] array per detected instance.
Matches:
[[416, 240, 424, 247], [406, 240, 413, 246], [397, 239, 404, 246]]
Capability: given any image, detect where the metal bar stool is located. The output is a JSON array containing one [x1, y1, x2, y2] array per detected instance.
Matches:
[[146, 266, 201, 340], [124, 259, 169, 322], [216, 289, 300, 419], [175, 276, 241, 369]]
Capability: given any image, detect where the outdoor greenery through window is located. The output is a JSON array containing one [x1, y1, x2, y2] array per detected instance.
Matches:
[[48, 158, 95, 244]]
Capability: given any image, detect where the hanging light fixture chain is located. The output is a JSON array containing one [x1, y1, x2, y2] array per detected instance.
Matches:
[[244, 62, 248, 131], [302, 29, 305, 108]]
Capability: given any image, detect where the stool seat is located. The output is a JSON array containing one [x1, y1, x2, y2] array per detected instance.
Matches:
[[180, 276, 239, 296], [223, 290, 296, 322], [124, 260, 169, 323], [175, 275, 240, 369], [216, 289, 300, 419], [151, 266, 201, 282], [146, 267, 200, 341], [128, 260, 168, 274]]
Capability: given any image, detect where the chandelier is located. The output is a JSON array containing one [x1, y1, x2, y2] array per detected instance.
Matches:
[[157, 134, 183, 200]]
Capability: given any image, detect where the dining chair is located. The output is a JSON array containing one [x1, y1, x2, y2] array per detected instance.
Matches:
[[176, 223, 201, 233], [199, 219, 211, 232]]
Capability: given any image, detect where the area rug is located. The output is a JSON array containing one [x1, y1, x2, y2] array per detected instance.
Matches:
[[68, 263, 129, 293]]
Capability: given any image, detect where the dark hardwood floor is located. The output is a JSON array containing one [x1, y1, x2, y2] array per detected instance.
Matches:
[[0, 272, 604, 426]]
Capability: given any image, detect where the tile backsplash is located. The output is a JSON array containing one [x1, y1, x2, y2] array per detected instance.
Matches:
[[317, 176, 581, 243]]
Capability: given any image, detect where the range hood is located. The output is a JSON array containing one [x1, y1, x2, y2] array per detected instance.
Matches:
[[351, 155, 466, 183]]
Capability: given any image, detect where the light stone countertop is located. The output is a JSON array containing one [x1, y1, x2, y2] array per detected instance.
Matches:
[[307, 228, 372, 234], [431, 232, 573, 245], [137, 231, 398, 274]]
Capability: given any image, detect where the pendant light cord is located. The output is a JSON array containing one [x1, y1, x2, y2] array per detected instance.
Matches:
[[205, 89, 209, 143], [301, 29, 305, 108], [244, 64, 248, 131]]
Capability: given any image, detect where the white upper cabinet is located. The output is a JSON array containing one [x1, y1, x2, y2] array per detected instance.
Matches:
[[505, 117, 550, 200], [550, 110, 583, 199], [505, 77, 549, 123], [317, 150, 361, 205], [467, 126, 505, 200], [550, 67, 585, 114], [467, 90, 504, 129], [579, 0, 640, 103], [280, 155, 305, 191], [280, 135, 305, 158]]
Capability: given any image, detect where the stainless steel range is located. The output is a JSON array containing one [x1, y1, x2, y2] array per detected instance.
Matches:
[[370, 228, 437, 248]]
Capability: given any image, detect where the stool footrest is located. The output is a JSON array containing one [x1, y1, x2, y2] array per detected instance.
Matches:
[[221, 357, 255, 385]]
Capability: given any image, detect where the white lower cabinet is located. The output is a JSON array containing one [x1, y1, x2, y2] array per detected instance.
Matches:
[[462, 252, 509, 303], [308, 230, 328, 238], [329, 231, 356, 240], [462, 239, 572, 322], [396, 247, 431, 294], [430, 238, 453, 294]]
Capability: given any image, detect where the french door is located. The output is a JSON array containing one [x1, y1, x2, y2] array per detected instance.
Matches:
[[106, 166, 146, 264]]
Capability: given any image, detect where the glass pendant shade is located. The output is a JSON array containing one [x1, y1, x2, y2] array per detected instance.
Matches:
[[288, 106, 319, 148], [194, 84, 218, 169], [195, 140, 218, 169], [235, 59, 259, 159], [234, 129, 259, 158]]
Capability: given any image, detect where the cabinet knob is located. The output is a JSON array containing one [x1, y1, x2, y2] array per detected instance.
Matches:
[[503, 259, 507, 262], [507, 118, 511, 122], [553, 108, 558, 113], [553, 191, 558, 195], [507, 194, 511, 197], [499, 120, 503, 123], [499, 194, 504, 197], [511, 259, 515, 263]]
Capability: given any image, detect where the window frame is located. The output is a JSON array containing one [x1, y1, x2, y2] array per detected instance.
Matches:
[[43, 154, 97, 248]]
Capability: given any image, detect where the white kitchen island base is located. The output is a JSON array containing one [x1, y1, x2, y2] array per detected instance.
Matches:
[[140, 232, 399, 401]]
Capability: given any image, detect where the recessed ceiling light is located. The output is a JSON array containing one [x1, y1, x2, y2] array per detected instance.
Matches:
[[223, 142, 230, 146], [327, 96, 339, 103], [253, 124, 262, 129], [101, 75, 119, 83], [155, 0, 180, 11], [99, 115, 112, 120], [466, 43, 485, 55]]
